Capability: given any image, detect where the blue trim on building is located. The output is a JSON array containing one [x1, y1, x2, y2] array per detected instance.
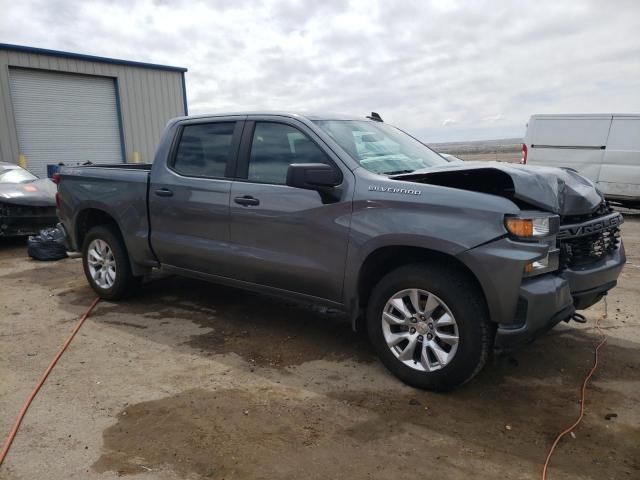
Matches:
[[0, 43, 188, 73], [181, 72, 188, 115], [113, 78, 127, 163]]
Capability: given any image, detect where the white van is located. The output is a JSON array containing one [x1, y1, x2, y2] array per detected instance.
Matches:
[[522, 114, 640, 206]]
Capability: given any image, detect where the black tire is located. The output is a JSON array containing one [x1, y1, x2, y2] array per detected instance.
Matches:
[[366, 263, 492, 391], [82, 225, 140, 300]]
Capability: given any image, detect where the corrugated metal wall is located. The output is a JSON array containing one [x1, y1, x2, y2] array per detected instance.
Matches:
[[0, 47, 186, 169]]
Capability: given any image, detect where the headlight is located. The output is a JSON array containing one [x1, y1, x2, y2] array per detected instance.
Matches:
[[505, 212, 560, 276], [505, 213, 559, 240]]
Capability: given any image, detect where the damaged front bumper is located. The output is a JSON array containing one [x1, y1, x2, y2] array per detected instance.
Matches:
[[563, 241, 626, 309], [494, 274, 575, 351], [0, 206, 58, 237], [494, 240, 625, 351], [460, 235, 625, 352]]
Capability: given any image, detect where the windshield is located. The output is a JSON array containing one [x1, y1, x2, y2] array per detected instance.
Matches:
[[313, 120, 448, 175], [0, 167, 38, 184]]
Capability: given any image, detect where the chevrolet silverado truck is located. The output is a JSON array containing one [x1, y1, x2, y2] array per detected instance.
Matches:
[[56, 112, 626, 390]]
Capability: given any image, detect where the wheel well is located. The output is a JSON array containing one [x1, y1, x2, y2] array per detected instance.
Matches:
[[357, 246, 487, 319], [75, 208, 119, 249]]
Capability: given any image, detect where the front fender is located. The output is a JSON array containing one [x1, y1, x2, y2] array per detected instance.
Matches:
[[457, 237, 550, 325], [342, 194, 515, 320]]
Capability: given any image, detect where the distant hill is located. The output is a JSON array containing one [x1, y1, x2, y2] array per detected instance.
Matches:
[[427, 138, 523, 163], [427, 138, 523, 154]]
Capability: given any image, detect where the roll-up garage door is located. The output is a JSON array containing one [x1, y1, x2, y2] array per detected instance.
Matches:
[[9, 68, 123, 178]]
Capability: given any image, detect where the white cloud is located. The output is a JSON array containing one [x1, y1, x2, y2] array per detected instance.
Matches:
[[483, 114, 504, 123], [1, 0, 639, 142]]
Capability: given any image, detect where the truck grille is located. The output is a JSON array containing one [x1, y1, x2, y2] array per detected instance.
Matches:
[[558, 203, 622, 268], [0, 203, 57, 218]]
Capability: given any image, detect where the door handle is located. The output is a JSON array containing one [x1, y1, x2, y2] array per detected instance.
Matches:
[[234, 195, 260, 206], [154, 188, 173, 197]]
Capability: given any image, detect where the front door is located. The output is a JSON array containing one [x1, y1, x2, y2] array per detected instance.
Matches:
[[149, 118, 244, 277], [228, 118, 352, 303]]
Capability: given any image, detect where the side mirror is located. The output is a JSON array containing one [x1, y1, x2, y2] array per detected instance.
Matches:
[[286, 163, 342, 191]]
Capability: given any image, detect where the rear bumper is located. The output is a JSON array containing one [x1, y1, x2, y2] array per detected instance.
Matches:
[[494, 241, 625, 351]]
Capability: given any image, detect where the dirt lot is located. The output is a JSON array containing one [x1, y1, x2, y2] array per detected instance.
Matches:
[[1, 211, 639, 480]]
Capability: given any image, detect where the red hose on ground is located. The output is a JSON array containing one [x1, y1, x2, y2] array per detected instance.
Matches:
[[0, 297, 100, 467], [541, 304, 608, 480]]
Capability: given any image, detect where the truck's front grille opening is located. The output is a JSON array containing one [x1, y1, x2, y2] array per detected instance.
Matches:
[[560, 228, 620, 267], [0, 203, 57, 218], [558, 202, 622, 269]]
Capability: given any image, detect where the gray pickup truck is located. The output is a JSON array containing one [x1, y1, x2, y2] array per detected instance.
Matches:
[[56, 112, 625, 390]]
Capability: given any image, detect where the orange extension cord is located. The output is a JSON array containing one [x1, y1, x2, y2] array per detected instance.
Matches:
[[541, 300, 608, 480], [0, 297, 100, 467]]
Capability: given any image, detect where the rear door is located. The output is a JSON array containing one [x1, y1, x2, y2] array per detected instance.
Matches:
[[228, 117, 353, 303], [597, 116, 640, 200], [149, 117, 245, 276]]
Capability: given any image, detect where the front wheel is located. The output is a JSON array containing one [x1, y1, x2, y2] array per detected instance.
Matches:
[[367, 264, 492, 391], [82, 225, 140, 300]]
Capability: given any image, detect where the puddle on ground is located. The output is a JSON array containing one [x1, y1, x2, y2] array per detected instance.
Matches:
[[101, 320, 148, 329], [93, 387, 352, 478], [60, 275, 376, 368], [0, 259, 85, 289], [93, 384, 639, 479]]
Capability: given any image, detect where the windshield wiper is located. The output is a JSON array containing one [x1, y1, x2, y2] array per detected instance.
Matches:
[[382, 169, 415, 175]]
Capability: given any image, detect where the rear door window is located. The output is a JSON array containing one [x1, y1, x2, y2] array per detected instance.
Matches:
[[173, 122, 236, 178], [247, 122, 330, 185]]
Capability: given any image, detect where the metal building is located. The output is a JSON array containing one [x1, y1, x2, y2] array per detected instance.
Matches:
[[0, 44, 187, 177]]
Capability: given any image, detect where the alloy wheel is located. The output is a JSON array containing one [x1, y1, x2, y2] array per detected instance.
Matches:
[[87, 238, 117, 289], [381, 288, 459, 372]]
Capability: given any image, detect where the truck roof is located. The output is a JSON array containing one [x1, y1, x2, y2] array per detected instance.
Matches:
[[169, 111, 369, 123]]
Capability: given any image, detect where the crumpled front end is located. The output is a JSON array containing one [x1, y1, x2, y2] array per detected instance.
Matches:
[[394, 161, 625, 351], [393, 161, 604, 215], [558, 202, 625, 309], [0, 202, 59, 237], [459, 200, 625, 352]]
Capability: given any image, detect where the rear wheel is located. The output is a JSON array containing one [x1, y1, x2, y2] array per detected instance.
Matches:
[[367, 264, 491, 391], [82, 225, 140, 300]]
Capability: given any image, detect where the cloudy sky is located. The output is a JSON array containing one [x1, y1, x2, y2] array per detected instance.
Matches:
[[1, 0, 639, 142]]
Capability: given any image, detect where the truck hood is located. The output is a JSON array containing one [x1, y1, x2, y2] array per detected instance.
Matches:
[[0, 179, 57, 207], [393, 161, 603, 215]]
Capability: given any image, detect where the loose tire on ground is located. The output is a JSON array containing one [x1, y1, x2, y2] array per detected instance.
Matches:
[[82, 225, 140, 300], [366, 263, 492, 391]]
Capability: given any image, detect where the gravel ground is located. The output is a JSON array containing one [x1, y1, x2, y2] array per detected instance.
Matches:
[[1, 211, 638, 480]]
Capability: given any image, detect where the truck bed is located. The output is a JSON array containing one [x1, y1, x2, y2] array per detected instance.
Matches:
[[57, 163, 156, 270]]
